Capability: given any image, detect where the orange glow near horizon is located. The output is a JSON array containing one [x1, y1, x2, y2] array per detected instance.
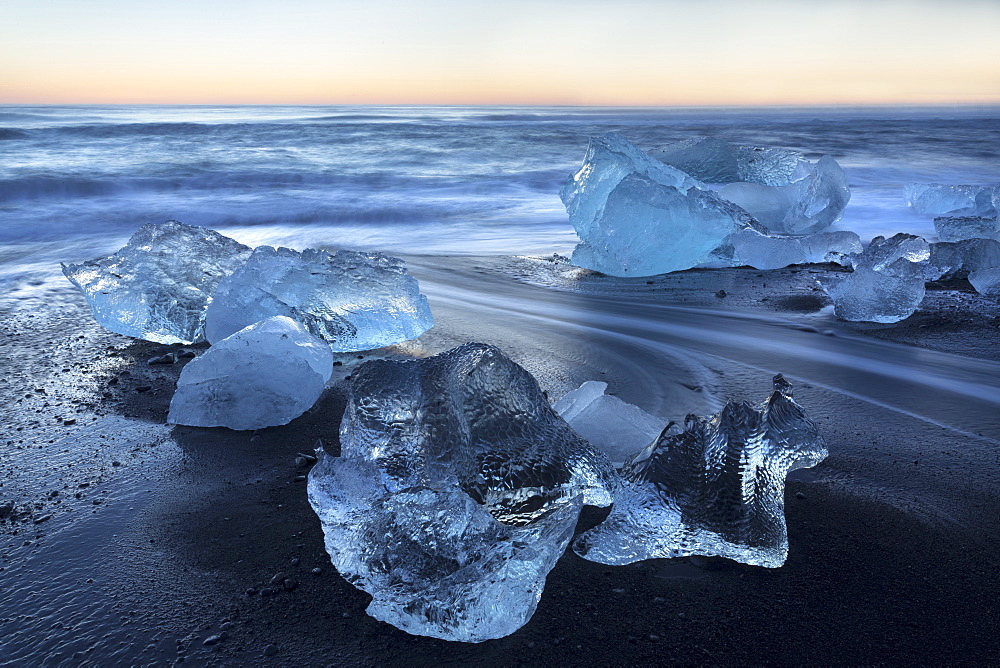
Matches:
[[2, 0, 999, 106]]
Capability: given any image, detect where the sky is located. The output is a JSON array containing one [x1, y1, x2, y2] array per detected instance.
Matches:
[[1, 0, 999, 106]]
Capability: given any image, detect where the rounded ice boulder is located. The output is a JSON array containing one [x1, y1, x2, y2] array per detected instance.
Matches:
[[167, 316, 333, 430]]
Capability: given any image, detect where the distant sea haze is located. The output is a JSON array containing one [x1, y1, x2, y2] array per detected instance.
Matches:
[[1, 105, 998, 277]]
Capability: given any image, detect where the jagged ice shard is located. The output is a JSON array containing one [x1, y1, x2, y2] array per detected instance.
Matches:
[[553, 381, 667, 467], [204, 245, 433, 351], [729, 229, 861, 270], [820, 233, 930, 323], [651, 136, 851, 236], [933, 215, 1000, 243], [167, 316, 332, 430], [307, 343, 618, 642], [926, 239, 1000, 282], [561, 133, 759, 277], [573, 375, 826, 569], [61, 220, 251, 344]]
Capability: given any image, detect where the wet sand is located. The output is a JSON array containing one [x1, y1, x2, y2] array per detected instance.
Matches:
[[1, 256, 999, 665]]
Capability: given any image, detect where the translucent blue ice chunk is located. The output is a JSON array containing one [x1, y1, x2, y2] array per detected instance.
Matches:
[[933, 215, 1000, 243], [61, 221, 251, 344], [205, 245, 433, 352], [651, 136, 806, 186], [730, 229, 862, 270], [573, 375, 826, 568], [926, 239, 1000, 281], [969, 267, 1000, 295], [905, 183, 998, 218], [167, 316, 332, 430], [820, 233, 930, 323], [561, 134, 758, 277], [308, 343, 618, 641]]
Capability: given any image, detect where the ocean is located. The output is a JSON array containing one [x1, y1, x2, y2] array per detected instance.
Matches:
[[2, 104, 999, 286]]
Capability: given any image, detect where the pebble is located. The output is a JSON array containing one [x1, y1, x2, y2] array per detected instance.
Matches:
[[715, 289, 727, 298], [283, 579, 298, 591], [290, 557, 300, 566], [293, 475, 306, 482], [63, 419, 76, 426], [135, 386, 152, 393], [33, 514, 52, 524], [263, 644, 279, 657], [311, 567, 323, 575], [148, 353, 176, 365], [202, 634, 223, 646], [176, 350, 197, 359], [269, 572, 286, 585], [795, 492, 806, 500]]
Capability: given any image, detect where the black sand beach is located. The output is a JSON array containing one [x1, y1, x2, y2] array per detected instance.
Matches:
[[1, 256, 999, 665]]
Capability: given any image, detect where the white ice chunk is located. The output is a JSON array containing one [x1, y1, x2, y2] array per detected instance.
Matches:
[[573, 375, 826, 568], [205, 246, 433, 351], [905, 183, 998, 217], [61, 221, 251, 344], [553, 381, 667, 467], [167, 316, 332, 430], [820, 233, 930, 323]]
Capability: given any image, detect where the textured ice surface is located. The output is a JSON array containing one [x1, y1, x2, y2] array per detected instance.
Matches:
[[573, 375, 826, 568], [308, 343, 618, 641], [969, 267, 1000, 295], [561, 134, 758, 277], [730, 229, 861, 270], [905, 183, 998, 217], [926, 239, 1000, 280], [553, 381, 667, 467], [167, 316, 332, 430], [205, 245, 433, 351], [933, 215, 1000, 242], [651, 136, 806, 186], [717, 155, 851, 235], [821, 233, 930, 323], [62, 221, 251, 344]]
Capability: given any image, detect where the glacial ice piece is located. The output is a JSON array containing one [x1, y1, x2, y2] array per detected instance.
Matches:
[[308, 343, 618, 641], [553, 381, 667, 467], [820, 233, 930, 323], [650, 136, 850, 235], [926, 239, 1000, 280], [933, 215, 1000, 242], [905, 183, 998, 217], [651, 136, 806, 186], [729, 229, 861, 270], [969, 267, 1000, 295], [308, 453, 583, 643], [573, 375, 826, 568], [717, 155, 851, 235], [204, 245, 433, 351], [561, 133, 758, 277], [167, 316, 332, 430], [61, 220, 251, 344]]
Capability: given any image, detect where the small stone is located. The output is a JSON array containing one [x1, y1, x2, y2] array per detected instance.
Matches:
[[202, 634, 223, 646], [148, 353, 176, 365], [112, 461, 122, 467], [263, 644, 279, 657], [795, 492, 806, 500], [135, 386, 152, 393], [269, 572, 286, 585], [283, 579, 298, 591], [715, 290, 727, 298], [62, 419, 76, 426], [293, 475, 306, 482], [177, 350, 197, 359], [220, 622, 234, 631], [311, 567, 323, 575], [290, 557, 300, 566], [33, 514, 52, 524]]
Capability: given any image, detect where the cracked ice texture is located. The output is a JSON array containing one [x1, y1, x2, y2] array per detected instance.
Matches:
[[905, 183, 999, 218], [651, 137, 851, 235], [204, 245, 433, 351], [573, 375, 826, 569], [553, 381, 667, 467], [821, 233, 930, 323], [730, 230, 862, 270], [561, 133, 758, 277], [167, 316, 332, 430], [969, 267, 1000, 295], [308, 343, 617, 641], [61, 221, 251, 344]]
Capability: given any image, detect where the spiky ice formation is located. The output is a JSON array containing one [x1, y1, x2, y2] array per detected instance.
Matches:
[[61, 220, 251, 344], [820, 233, 930, 323], [167, 316, 332, 430], [308, 343, 618, 642], [573, 375, 826, 569], [204, 245, 433, 351]]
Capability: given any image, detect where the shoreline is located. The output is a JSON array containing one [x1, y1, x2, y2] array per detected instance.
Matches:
[[1, 255, 998, 665]]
